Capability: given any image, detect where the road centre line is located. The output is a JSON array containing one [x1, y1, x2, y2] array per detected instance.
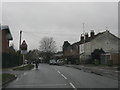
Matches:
[[57, 70, 61, 74], [57, 70, 67, 79], [61, 74, 67, 79], [69, 82, 77, 90]]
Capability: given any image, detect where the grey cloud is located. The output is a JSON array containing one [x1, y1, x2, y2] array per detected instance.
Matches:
[[2, 2, 118, 50]]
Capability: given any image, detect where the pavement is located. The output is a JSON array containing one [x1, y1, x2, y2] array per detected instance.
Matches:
[[2, 64, 118, 89], [2, 64, 27, 71], [2, 64, 30, 88], [2, 64, 30, 76], [64, 64, 119, 80]]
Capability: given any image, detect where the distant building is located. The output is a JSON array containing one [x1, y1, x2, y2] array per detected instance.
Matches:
[[1, 25, 13, 53], [63, 41, 72, 57], [79, 30, 120, 64], [53, 51, 63, 59], [62, 41, 80, 64]]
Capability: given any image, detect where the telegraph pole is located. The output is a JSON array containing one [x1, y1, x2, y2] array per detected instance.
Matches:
[[19, 30, 22, 51], [19, 30, 22, 65], [83, 23, 85, 35], [83, 23, 85, 64]]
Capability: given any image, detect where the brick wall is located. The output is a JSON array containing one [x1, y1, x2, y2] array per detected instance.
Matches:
[[2, 31, 9, 53], [111, 53, 120, 65]]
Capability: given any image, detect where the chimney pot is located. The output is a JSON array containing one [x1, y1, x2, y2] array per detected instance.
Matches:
[[90, 30, 95, 37], [85, 32, 89, 40], [80, 34, 84, 41]]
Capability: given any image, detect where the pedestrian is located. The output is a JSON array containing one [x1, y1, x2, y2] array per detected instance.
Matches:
[[35, 61, 39, 69]]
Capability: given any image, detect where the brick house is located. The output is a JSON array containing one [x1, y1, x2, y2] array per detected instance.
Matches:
[[1, 25, 13, 53], [62, 41, 81, 64]]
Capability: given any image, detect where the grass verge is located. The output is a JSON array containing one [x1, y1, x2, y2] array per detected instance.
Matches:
[[13, 64, 34, 70], [2, 73, 15, 83]]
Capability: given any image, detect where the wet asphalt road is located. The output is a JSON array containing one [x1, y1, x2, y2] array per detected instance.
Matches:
[[4, 64, 118, 89]]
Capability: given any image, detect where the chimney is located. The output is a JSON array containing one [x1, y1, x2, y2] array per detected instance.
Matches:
[[90, 30, 95, 37], [85, 32, 89, 40], [80, 34, 84, 41]]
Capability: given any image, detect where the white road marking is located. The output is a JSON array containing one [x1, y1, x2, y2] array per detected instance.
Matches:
[[57, 70, 67, 79], [69, 82, 76, 90], [61, 74, 67, 79], [57, 71, 61, 74]]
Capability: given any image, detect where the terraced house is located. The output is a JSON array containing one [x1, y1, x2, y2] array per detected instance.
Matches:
[[79, 30, 120, 65], [63, 30, 120, 65]]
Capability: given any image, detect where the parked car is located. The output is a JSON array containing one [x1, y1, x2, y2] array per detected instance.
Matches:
[[49, 59, 57, 65], [56, 59, 64, 66]]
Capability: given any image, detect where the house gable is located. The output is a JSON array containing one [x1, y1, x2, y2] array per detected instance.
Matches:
[[91, 31, 119, 53]]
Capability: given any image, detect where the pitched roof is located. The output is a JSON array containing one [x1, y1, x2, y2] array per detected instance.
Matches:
[[71, 30, 119, 46], [1, 25, 13, 40], [84, 32, 104, 43], [63, 41, 71, 48], [1, 25, 9, 30], [63, 30, 120, 49]]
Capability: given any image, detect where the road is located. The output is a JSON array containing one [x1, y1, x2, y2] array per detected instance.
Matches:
[[3, 64, 118, 89]]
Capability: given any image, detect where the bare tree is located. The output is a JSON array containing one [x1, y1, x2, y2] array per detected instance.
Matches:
[[39, 37, 57, 53], [39, 37, 57, 63]]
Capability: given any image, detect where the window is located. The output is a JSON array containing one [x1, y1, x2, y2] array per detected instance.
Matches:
[[80, 44, 84, 54]]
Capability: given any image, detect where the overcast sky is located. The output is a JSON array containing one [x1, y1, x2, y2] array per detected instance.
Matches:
[[2, 2, 118, 51]]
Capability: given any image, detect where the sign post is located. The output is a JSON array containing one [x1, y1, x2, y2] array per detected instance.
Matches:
[[20, 40, 28, 65]]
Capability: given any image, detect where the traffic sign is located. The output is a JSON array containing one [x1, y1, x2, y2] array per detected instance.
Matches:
[[20, 40, 27, 50]]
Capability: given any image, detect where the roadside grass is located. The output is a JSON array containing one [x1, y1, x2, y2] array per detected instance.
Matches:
[[13, 64, 34, 70], [2, 73, 15, 83]]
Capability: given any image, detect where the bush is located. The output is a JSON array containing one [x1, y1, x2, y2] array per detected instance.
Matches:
[[91, 48, 105, 64]]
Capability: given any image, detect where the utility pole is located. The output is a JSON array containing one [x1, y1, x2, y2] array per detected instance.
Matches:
[[19, 30, 22, 65], [83, 23, 85, 64], [19, 30, 22, 51], [83, 23, 85, 35]]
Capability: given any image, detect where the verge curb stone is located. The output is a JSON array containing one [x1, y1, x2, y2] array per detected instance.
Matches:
[[64, 65, 118, 80], [2, 75, 17, 86]]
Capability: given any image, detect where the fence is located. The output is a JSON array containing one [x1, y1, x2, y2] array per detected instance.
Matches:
[[2, 52, 23, 68]]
